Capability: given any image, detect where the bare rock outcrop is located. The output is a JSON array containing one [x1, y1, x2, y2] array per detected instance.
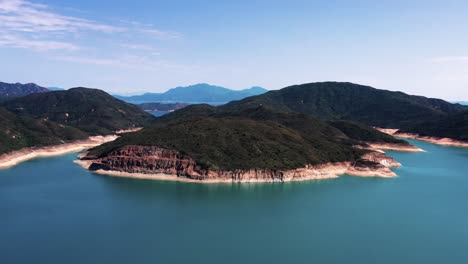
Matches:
[[79, 145, 400, 182]]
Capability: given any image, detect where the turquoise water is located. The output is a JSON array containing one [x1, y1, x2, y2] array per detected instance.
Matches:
[[1, 139, 467, 263]]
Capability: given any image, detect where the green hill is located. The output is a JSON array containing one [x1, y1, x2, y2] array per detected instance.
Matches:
[[222, 82, 468, 140], [88, 104, 406, 171], [405, 111, 468, 141], [0, 107, 87, 154], [3, 88, 156, 135]]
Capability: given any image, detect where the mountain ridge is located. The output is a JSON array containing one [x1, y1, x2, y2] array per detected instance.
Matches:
[[114, 83, 268, 103], [221, 82, 468, 140], [0, 82, 49, 101]]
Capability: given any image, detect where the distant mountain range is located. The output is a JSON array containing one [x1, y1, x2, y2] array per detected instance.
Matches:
[[114, 83, 268, 104], [0, 82, 49, 100]]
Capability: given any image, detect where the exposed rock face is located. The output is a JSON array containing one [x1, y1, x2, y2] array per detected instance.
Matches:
[[360, 151, 401, 168], [365, 142, 424, 152], [80, 145, 400, 182]]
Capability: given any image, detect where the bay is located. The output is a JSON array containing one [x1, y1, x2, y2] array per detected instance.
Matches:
[[1, 139, 467, 263]]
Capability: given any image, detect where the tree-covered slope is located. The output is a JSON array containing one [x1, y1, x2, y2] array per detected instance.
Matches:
[[88, 104, 407, 171], [88, 117, 364, 171], [222, 82, 468, 140], [0, 107, 87, 154], [404, 111, 468, 141], [3, 88, 156, 135]]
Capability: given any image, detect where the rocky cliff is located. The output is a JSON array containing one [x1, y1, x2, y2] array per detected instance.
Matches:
[[79, 145, 400, 182]]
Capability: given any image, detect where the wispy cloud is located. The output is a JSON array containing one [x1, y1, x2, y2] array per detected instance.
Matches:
[[0, 0, 123, 33], [0, 0, 182, 52], [52, 55, 121, 66], [52, 54, 202, 73], [120, 43, 161, 56], [431, 56, 468, 63], [139, 29, 182, 40], [0, 33, 79, 51]]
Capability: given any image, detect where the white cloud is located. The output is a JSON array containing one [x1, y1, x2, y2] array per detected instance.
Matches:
[[431, 56, 468, 63], [52, 54, 202, 74], [52, 55, 120, 66], [139, 29, 182, 40], [0, 33, 79, 51], [0, 0, 182, 52], [0, 0, 123, 33], [120, 44, 162, 56]]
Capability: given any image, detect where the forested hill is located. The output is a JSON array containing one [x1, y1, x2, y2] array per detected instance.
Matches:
[[221, 82, 468, 140], [3, 88, 156, 135]]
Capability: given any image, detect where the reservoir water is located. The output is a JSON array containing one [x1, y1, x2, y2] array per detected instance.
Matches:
[[1, 139, 467, 263]]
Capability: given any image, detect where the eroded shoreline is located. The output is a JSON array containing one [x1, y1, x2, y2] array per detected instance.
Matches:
[[376, 128, 468, 148], [0, 128, 143, 169], [0, 136, 118, 169], [74, 159, 397, 183], [364, 142, 425, 152], [75, 146, 401, 184]]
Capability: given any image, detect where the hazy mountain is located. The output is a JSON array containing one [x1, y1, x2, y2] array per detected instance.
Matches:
[[0, 82, 49, 100], [114, 83, 268, 104]]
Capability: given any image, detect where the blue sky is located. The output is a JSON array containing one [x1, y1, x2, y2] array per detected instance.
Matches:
[[0, 0, 467, 100]]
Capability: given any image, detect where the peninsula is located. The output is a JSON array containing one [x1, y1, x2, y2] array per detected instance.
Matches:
[[0, 87, 156, 168]]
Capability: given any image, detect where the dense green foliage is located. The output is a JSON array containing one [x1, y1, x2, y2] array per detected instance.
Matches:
[[222, 82, 468, 140], [0, 88, 156, 154], [405, 111, 468, 141], [89, 105, 404, 171], [3, 88, 156, 135], [89, 117, 366, 170], [0, 107, 87, 154], [328, 121, 407, 144]]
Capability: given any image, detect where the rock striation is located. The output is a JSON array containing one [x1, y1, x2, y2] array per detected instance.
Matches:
[[78, 145, 401, 183]]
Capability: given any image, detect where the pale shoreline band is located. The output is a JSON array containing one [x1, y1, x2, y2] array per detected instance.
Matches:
[[0, 135, 118, 169], [74, 158, 398, 184], [376, 128, 468, 148]]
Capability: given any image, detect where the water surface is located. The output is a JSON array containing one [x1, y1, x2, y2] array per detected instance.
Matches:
[[1, 139, 467, 263]]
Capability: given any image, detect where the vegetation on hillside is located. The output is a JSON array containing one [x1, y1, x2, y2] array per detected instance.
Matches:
[[3, 88, 156, 135], [89, 105, 407, 171], [0, 107, 87, 154], [405, 111, 468, 141], [0, 88, 156, 154], [222, 82, 468, 140]]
